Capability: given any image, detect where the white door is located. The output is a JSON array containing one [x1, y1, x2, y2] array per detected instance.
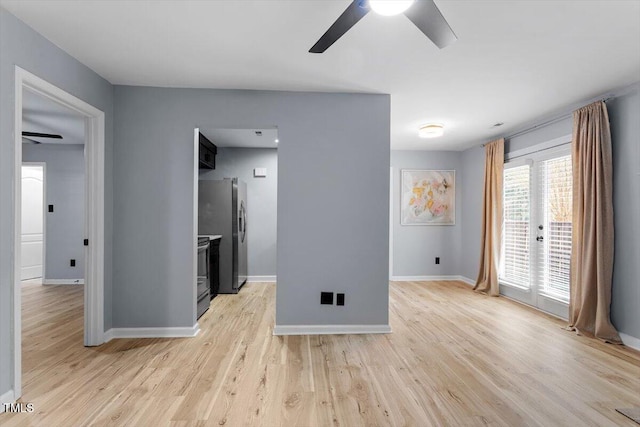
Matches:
[[500, 147, 572, 319], [21, 165, 45, 280]]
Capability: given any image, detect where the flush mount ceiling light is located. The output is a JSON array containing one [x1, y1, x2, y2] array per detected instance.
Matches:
[[369, 0, 415, 16], [418, 124, 444, 138]]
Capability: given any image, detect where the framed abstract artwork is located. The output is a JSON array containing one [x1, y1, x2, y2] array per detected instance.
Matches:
[[401, 169, 455, 225]]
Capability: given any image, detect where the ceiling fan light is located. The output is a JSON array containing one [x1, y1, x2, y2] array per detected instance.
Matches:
[[369, 0, 414, 16], [419, 124, 444, 138]]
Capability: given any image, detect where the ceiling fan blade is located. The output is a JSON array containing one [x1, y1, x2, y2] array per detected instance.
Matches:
[[404, 0, 457, 49], [22, 136, 42, 144], [309, 1, 370, 53], [22, 131, 63, 139]]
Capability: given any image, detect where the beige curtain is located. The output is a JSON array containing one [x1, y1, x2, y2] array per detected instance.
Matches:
[[474, 138, 504, 296], [568, 101, 621, 344]]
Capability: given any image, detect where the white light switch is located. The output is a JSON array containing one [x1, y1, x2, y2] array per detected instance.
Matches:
[[254, 168, 267, 177]]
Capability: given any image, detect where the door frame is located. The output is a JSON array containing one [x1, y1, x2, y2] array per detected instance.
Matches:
[[389, 167, 393, 280], [13, 66, 106, 399], [192, 128, 200, 325], [21, 162, 47, 281]]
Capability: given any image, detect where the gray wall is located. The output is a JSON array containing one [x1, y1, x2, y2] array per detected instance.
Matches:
[[607, 85, 640, 340], [22, 144, 85, 280], [200, 148, 278, 277], [390, 151, 461, 277], [460, 145, 484, 281], [113, 86, 390, 328], [0, 7, 114, 398], [505, 117, 573, 154], [460, 85, 640, 341]]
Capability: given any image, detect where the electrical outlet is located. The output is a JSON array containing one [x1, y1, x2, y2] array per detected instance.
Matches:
[[48, 205, 54, 213], [70, 259, 76, 267], [336, 293, 345, 306], [435, 257, 440, 265], [321, 292, 333, 305]]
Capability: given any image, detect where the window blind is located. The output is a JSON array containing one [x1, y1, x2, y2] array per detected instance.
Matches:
[[501, 165, 531, 288], [538, 155, 572, 300]]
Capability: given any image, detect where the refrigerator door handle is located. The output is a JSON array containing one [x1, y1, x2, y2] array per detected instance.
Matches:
[[240, 203, 247, 243]]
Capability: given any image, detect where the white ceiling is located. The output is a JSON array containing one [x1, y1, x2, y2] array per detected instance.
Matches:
[[202, 128, 279, 149], [3, 1, 639, 150], [22, 89, 85, 145]]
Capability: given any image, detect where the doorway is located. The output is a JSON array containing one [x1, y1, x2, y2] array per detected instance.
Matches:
[[499, 141, 572, 319], [12, 67, 105, 400], [192, 127, 279, 323]]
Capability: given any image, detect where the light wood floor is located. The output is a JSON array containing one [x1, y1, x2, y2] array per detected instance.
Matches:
[[2, 281, 639, 426]]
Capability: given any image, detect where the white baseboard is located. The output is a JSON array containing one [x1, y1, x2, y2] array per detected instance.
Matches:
[[104, 324, 200, 341], [458, 276, 475, 286], [391, 275, 456, 281], [43, 279, 84, 285], [273, 324, 391, 336], [0, 389, 15, 410], [391, 275, 474, 284], [247, 275, 276, 283], [620, 332, 640, 351]]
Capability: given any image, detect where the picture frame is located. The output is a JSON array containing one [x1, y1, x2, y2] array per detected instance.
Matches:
[[401, 169, 455, 226]]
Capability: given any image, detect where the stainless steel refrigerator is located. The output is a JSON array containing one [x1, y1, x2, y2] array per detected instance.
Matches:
[[198, 178, 247, 293]]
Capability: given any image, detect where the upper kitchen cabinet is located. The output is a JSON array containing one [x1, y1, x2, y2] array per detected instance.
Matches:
[[199, 132, 218, 169]]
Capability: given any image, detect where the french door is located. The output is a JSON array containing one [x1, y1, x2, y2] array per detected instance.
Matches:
[[499, 147, 572, 319]]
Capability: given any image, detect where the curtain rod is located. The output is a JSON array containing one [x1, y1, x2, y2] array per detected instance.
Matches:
[[481, 96, 613, 146], [503, 113, 571, 141]]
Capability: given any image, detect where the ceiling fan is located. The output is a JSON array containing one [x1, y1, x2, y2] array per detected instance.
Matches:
[[22, 131, 63, 144], [309, 0, 457, 53]]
